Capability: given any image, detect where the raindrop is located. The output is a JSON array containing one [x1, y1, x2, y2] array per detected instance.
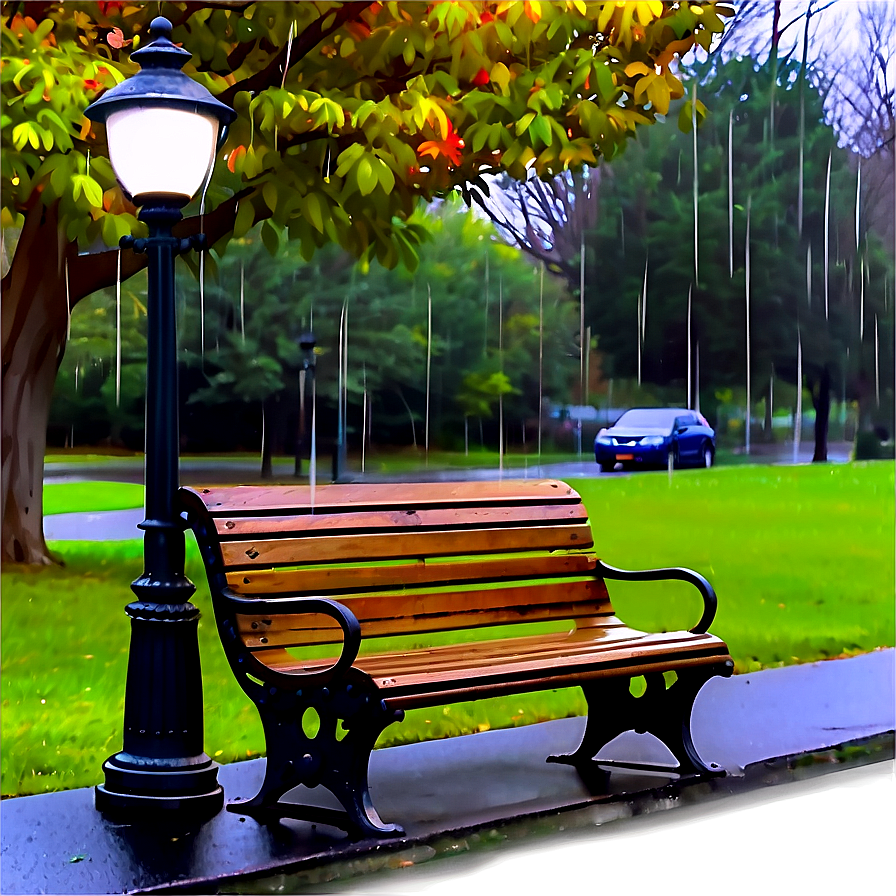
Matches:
[[538, 263, 544, 460], [794, 331, 802, 464], [824, 151, 831, 320], [499, 276, 504, 472], [198, 156, 214, 361], [64, 257, 71, 342], [425, 283, 432, 465], [240, 261, 246, 344], [309, 363, 317, 513], [745, 194, 752, 457], [115, 248, 122, 407], [692, 82, 699, 287]]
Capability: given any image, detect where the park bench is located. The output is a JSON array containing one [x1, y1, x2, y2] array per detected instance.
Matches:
[[180, 479, 733, 839]]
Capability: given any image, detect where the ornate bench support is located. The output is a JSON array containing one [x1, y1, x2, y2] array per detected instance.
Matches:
[[228, 681, 405, 838], [548, 663, 733, 777]]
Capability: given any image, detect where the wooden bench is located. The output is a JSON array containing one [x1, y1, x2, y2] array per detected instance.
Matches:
[[180, 479, 733, 839]]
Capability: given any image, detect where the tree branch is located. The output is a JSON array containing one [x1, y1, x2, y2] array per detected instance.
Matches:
[[219, 2, 372, 106], [65, 187, 262, 305]]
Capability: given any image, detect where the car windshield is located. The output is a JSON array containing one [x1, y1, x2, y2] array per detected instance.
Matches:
[[614, 409, 679, 429]]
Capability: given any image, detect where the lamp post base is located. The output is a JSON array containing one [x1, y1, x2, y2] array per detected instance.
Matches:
[[96, 754, 223, 821]]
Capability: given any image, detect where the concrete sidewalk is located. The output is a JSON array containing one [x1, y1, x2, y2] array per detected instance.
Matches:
[[1, 649, 892, 895]]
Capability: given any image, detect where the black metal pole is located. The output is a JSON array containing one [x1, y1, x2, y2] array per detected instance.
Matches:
[[95, 205, 223, 821]]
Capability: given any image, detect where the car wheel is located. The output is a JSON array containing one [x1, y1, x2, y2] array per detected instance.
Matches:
[[599, 462, 615, 473], [702, 443, 714, 468]]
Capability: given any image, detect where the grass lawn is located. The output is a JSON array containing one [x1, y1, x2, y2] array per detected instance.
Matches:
[[5, 461, 893, 797], [44, 481, 144, 516]]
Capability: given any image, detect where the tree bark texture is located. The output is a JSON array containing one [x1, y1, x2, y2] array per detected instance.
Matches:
[[2, 196, 245, 567], [2, 203, 71, 564]]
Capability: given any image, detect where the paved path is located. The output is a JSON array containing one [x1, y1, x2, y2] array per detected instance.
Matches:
[[1, 650, 892, 895]]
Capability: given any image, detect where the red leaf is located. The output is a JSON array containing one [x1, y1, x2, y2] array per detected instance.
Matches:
[[227, 145, 247, 174], [107, 27, 132, 49], [417, 122, 464, 167], [472, 68, 490, 87]]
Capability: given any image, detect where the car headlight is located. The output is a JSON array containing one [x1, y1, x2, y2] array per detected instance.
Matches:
[[595, 436, 614, 446], [641, 436, 666, 446]]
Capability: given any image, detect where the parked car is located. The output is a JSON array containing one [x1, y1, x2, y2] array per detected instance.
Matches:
[[594, 407, 715, 472]]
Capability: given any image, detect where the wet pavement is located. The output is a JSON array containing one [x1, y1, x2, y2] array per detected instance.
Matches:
[[26, 440, 887, 894], [0, 650, 896, 894]]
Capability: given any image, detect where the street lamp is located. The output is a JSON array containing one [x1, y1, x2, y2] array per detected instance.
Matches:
[[294, 332, 317, 477], [85, 16, 235, 821]]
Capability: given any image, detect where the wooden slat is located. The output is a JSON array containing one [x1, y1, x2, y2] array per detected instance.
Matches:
[[213, 502, 589, 539], [219, 523, 595, 569], [351, 628, 704, 679], [385, 652, 732, 710], [260, 630, 731, 698], [258, 626, 633, 674], [237, 578, 612, 647], [226, 553, 601, 596], [185, 480, 580, 516]]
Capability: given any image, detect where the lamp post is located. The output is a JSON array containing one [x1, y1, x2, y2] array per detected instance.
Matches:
[[85, 16, 235, 821], [294, 332, 317, 477]]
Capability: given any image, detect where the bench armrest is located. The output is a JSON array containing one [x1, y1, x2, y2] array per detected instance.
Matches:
[[223, 592, 362, 680], [594, 560, 718, 634]]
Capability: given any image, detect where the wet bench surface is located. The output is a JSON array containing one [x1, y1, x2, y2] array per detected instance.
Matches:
[[180, 479, 733, 838]]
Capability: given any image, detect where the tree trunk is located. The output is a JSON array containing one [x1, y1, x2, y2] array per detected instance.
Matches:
[[810, 366, 831, 462], [763, 377, 774, 441], [1, 204, 71, 564], [2, 196, 243, 567]]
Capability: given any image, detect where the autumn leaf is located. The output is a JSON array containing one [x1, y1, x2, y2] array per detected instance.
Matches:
[[417, 122, 464, 166], [524, 1, 542, 23], [226, 145, 247, 174], [107, 27, 131, 49], [471, 68, 490, 87]]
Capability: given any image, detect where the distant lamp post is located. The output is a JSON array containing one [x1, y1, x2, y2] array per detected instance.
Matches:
[[84, 16, 235, 821], [295, 332, 317, 477]]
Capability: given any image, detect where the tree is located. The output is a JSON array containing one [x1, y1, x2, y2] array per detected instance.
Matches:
[[1, 0, 731, 565], [170, 203, 577, 462]]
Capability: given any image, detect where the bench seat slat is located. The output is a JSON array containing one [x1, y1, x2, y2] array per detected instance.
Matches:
[[213, 503, 590, 539], [227, 553, 601, 596], [261, 629, 730, 706], [192, 480, 580, 515], [352, 629, 716, 679], [236, 579, 612, 647], [220, 523, 595, 568]]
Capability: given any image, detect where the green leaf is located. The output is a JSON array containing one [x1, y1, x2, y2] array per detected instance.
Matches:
[[261, 220, 280, 256], [262, 180, 278, 214], [357, 155, 377, 196], [515, 112, 536, 136], [335, 143, 364, 177], [233, 198, 255, 239], [529, 114, 552, 147], [304, 192, 324, 233], [80, 175, 103, 208]]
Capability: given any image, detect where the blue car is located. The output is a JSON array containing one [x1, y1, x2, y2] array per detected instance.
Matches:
[[594, 407, 715, 472]]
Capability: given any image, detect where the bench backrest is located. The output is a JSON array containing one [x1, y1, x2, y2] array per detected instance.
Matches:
[[180, 480, 613, 655]]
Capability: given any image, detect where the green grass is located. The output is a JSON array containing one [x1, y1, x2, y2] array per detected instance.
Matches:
[[4, 462, 893, 797], [43, 481, 144, 516]]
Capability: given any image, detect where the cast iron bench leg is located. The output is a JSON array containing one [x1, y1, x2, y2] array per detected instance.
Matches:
[[548, 665, 730, 778], [227, 683, 405, 839]]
